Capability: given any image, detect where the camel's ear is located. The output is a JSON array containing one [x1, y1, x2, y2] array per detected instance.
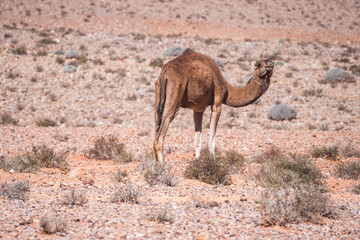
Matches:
[[252, 61, 261, 68]]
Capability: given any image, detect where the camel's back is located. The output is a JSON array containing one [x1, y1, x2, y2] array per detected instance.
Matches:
[[163, 49, 227, 110]]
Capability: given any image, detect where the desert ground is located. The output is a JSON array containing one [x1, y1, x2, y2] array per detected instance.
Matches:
[[1, 0, 360, 239]]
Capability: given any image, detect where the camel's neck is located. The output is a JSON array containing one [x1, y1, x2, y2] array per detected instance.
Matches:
[[224, 74, 270, 107]]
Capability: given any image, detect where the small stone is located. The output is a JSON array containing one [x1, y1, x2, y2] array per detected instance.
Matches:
[[162, 46, 186, 56], [323, 68, 355, 83], [54, 49, 65, 55], [63, 65, 77, 73], [267, 104, 297, 121], [65, 49, 79, 59]]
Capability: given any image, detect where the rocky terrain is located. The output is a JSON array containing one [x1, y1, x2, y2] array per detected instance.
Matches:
[[1, 0, 360, 239]]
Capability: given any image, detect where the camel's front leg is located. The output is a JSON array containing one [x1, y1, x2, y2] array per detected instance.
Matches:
[[193, 111, 204, 158], [208, 104, 221, 156]]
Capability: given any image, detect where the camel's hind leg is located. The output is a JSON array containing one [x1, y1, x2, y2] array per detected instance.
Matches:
[[153, 76, 183, 162], [193, 111, 204, 158]]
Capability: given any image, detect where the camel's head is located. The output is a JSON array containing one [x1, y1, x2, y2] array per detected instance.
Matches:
[[252, 59, 274, 78]]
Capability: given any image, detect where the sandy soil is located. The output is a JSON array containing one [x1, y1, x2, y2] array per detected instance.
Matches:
[[1, 0, 360, 239]]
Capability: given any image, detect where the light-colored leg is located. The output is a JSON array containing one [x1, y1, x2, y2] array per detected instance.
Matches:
[[208, 105, 221, 156], [193, 111, 204, 158]]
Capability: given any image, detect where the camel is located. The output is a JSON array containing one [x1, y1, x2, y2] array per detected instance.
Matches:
[[153, 49, 274, 162]]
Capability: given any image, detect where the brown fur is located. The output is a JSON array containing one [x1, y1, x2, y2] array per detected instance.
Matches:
[[153, 49, 274, 162]]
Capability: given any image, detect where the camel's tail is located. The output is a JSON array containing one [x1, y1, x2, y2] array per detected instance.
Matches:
[[155, 72, 168, 133]]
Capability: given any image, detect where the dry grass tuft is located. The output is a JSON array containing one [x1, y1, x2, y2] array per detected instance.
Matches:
[[352, 183, 360, 194], [86, 136, 133, 162], [0, 145, 68, 173], [184, 149, 234, 185], [311, 145, 339, 160], [112, 169, 128, 183], [40, 215, 68, 234], [0, 180, 30, 200], [149, 209, 174, 224], [335, 161, 360, 180], [250, 146, 282, 163], [111, 184, 141, 204], [340, 141, 360, 158], [256, 152, 334, 225], [141, 155, 179, 187], [0, 112, 18, 125], [62, 188, 88, 206], [35, 118, 57, 127], [261, 183, 334, 226]]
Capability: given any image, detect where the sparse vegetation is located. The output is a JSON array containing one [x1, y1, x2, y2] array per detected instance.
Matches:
[[112, 169, 128, 183], [37, 38, 56, 45], [250, 146, 282, 163], [257, 152, 334, 225], [352, 183, 360, 194], [335, 161, 360, 180], [56, 56, 65, 64], [149, 58, 164, 68], [62, 188, 88, 206], [261, 183, 334, 225], [0, 180, 30, 200], [36, 118, 57, 127], [311, 146, 339, 160], [256, 155, 324, 188], [11, 46, 27, 55], [86, 135, 133, 162], [0, 145, 68, 173], [184, 149, 232, 185], [340, 141, 360, 158], [40, 215, 68, 234], [111, 184, 141, 204], [141, 155, 178, 186], [0, 112, 17, 125], [149, 209, 174, 224]]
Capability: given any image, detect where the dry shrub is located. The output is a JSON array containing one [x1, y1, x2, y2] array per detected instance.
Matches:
[[40, 215, 68, 234], [0, 112, 17, 125], [257, 155, 323, 188], [112, 169, 128, 183], [261, 183, 334, 226], [141, 155, 179, 187], [62, 188, 88, 206], [184, 149, 231, 185], [352, 183, 360, 194], [11, 46, 27, 55], [111, 184, 141, 204], [86, 136, 133, 162], [251, 146, 282, 163], [311, 146, 339, 160], [149, 209, 174, 224], [0, 180, 30, 200], [257, 153, 335, 225], [0, 145, 68, 173], [340, 142, 360, 158], [335, 161, 360, 180], [36, 118, 57, 127]]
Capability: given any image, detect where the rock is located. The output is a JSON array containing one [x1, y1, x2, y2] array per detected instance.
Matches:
[[267, 104, 297, 121], [135, 57, 146, 63], [63, 65, 77, 73], [162, 46, 186, 56], [213, 58, 224, 70], [54, 49, 65, 55], [323, 68, 355, 83], [65, 49, 79, 59]]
